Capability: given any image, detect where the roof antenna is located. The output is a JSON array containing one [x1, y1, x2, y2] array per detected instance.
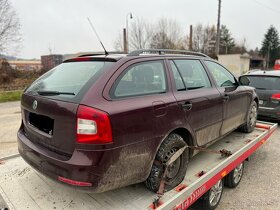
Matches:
[[87, 17, 109, 56]]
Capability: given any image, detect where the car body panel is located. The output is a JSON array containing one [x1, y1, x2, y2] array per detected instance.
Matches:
[[18, 53, 258, 193]]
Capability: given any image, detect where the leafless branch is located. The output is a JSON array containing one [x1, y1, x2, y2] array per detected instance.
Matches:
[[0, 0, 21, 55]]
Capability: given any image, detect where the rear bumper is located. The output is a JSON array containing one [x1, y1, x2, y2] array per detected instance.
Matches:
[[18, 129, 104, 192], [18, 129, 154, 193], [258, 106, 280, 120]]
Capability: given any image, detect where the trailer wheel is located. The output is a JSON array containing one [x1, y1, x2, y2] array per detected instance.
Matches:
[[224, 162, 244, 188], [239, 101, 257, 133], [193, 179, 224, 210], [145, 133, 189, 192]]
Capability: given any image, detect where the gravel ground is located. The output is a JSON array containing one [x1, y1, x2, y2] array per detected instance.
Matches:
[[0, 194, 8, 209], [0, 101, 20, 158]]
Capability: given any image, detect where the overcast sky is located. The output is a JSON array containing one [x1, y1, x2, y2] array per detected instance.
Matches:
[[10, 0, 280, 59]]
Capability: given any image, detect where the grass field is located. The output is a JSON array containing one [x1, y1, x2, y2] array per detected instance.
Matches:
[[0, 90, 22, 103]]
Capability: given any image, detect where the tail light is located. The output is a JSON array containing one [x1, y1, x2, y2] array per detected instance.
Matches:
[[271, 93, 280, 100], [77, 105, 112, 144]]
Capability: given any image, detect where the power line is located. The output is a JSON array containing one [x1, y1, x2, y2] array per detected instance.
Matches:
[[252, 0, 280, 14]]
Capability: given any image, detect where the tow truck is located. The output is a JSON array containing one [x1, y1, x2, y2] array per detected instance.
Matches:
[[0, 121, 277, 210]]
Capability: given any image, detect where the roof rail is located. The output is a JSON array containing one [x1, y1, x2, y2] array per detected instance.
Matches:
[[127, 49, 209, 57]]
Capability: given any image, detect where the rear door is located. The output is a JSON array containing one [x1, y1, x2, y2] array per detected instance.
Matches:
[[169, 59, 223, 146], [102, 58, 181, 151], [203, 60, 250, 136]]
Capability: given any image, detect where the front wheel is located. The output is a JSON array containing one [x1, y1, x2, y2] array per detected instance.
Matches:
[[145, 133, 189, 192], [239, 101, 257, 133]]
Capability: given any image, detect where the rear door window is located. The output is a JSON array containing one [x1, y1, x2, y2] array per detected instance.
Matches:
[[111, 61, 167, 98], [172, 59, 211, 90], [244, 76, 280, 90]]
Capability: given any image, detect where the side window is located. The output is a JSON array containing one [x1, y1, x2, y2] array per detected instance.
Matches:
[[204, 61, 237, 87], [173, 59, 211, 90], [170, 61, 185, 91], [112, 61, 167, 98]]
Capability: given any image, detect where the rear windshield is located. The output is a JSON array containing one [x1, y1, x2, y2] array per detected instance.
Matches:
[[26, 61, 113, 101], [244, 75, 280, 90]]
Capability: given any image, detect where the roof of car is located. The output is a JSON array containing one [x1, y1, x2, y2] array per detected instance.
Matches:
[[66, 49, 213, 62], [246, 70, 280, 76]]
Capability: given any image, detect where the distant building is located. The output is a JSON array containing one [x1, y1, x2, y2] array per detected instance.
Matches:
[[9, 60, 42, 71], [41, 54, 63, 71], [218, 54, 251, 77], [250, 55, 265, 69]]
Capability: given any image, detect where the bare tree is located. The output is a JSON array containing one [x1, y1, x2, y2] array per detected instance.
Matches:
[[150, 18, 186, 49], [113, 32, 124, 52], [192, 24, 204, 52], [129, 17, 153, 50], [0, 0, 21, 55], [202, 25, 216, 54]]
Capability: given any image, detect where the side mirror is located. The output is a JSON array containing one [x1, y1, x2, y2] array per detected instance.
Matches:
[[239, 76, 250, 86]]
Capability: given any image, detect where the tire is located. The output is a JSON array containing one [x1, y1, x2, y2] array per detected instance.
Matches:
[[145, 133, 189, 192], [224, 162, 244, 188], [239, 101, 258, 133], [192, 179, 224, 210]]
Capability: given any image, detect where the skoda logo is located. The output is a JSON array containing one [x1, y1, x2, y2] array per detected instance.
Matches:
[[32, 100, 38, 110]]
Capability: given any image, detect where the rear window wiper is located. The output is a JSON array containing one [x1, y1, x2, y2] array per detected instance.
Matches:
[[37, 90, 75, 96]]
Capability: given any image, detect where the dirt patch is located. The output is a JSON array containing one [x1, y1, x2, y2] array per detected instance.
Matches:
[[16, 167, 31, 177]]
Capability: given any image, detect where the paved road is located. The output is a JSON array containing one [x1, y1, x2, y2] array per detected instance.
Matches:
[[0, 101, 21, 158]]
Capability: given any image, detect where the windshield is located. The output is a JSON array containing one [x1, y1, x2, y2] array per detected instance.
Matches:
[[245, 75, 280, 90], [26, 61, 113, 100]]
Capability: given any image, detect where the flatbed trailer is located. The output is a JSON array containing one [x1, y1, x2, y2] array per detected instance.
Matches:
[[0, 121, 277, 210]]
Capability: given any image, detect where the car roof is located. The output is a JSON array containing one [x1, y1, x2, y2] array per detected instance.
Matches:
[[246, 70, 280, 77], [65, 49, 214, 62]]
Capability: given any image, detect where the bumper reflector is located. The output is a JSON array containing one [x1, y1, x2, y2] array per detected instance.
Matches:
[[58, 176, 92, 187]]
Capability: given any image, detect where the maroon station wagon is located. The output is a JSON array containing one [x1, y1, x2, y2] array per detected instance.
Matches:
[[18, 49, 258, 193]]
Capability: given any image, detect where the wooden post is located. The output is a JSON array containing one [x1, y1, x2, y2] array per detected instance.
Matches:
[[189, 25, 193, 50], [123, 28, 128, 54]]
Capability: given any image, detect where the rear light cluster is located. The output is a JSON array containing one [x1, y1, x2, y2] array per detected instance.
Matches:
[[77, 105, 112, 144], [271, 93, 280, 100]]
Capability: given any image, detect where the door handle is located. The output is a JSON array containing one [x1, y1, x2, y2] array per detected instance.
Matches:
[[223, 94, 230, 102], [181, 102, 192, 111]]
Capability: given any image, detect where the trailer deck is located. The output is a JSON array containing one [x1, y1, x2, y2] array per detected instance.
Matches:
[[0, 121, 277, 210]]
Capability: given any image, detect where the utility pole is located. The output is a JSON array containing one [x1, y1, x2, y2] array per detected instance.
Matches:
[[216, 0, 221, 56], [123, 28, 127, 53], [189, 25, 193, 50]]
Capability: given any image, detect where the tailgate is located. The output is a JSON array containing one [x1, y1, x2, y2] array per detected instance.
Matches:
[[21, 93, 78, 157]]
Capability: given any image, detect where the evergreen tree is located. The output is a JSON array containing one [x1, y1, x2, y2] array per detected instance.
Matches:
[[220, 25, 235, 54], [260, 25, 280, 67]]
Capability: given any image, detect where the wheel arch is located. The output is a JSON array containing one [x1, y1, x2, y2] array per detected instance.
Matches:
[[165, 127, 196, 158], [254, 97, 259, 107]]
